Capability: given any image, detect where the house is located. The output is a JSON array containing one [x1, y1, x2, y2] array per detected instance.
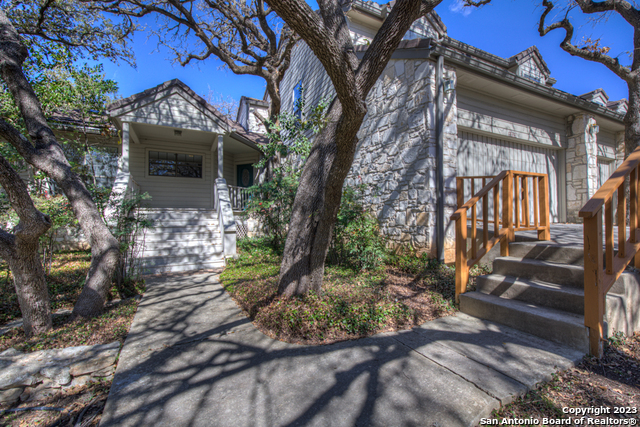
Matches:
[[101, 79, 266, 273], [274, 1, 627, 263]]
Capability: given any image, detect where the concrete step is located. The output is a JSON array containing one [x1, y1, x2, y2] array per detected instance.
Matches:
[[139, 253, 224, 268], [142, 209, 217, 221], [460, 291, 589, 352], [143, 231, 221, 242], [507, 242, 584, 266], [476, 274, 584, 315], [493, 257, 584, 288], [145, 224, 221, 235], [140, 244, 223, 258], [146, 218, 220, 227], [140, 259, 225, 275]]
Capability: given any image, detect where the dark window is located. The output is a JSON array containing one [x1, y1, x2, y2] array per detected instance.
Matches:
[[149, 151, 202, 178], [293, 80, 304, 119]]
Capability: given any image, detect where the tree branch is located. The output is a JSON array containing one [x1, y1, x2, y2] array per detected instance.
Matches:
[[539, 0, 633, 82]]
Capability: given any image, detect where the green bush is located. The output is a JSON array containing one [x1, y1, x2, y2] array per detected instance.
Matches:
[[328, 185, 387, 270], [245, 173, 298, 253]]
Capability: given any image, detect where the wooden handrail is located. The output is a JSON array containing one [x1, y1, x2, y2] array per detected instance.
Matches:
[[580, 147, 640, 218], [452, 170, 550, 304], [579, 145, 640, 357]]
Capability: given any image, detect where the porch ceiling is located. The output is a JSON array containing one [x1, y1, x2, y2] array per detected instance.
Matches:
[[132, 123, 259, 155]]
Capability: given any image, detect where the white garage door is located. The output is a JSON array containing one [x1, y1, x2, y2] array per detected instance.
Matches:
[[457, 131, 560, 222]]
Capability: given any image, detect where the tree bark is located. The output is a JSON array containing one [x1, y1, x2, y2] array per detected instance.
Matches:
[[625, 30, 640, 155], [0, 10, 120, 317], [270, 0, 441, 295], [0, 154, 52, 337]]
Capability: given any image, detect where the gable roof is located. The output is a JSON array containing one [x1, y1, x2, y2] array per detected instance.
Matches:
[[108, 79, 267, 145], [507, 46, 551, 78]]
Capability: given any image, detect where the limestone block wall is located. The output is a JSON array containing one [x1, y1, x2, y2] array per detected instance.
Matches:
[[0, 342, 120, 406], [565, 114, 599, 222], [345, 58, 457, 261]]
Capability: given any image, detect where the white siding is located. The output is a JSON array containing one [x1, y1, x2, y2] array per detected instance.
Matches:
[[130, 140, 213, 208], [457, 88, 566, 148], [457, 131, 560, 222], [279, 42, 335, 118], [117, 92, 226, 134]]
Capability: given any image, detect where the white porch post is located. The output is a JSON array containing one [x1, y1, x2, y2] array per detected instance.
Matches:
[[122, 122, 130, 173], [218, 134, 224, 179]]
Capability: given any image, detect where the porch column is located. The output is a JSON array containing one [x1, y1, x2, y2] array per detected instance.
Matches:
[[121, 122, 130, 174], [218, 134, 224, 179], [565, 113, 599, 222]]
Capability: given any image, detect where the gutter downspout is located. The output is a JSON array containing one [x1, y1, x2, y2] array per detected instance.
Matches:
[[435, 54, 445, 263]]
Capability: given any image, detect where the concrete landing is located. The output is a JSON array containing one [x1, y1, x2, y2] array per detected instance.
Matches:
[[100, 273, 584, 427]]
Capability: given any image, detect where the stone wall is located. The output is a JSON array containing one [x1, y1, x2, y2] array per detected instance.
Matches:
[[565, 114, 599, 222], [0, 342, 120, 406], [345, 58, 457, 261]]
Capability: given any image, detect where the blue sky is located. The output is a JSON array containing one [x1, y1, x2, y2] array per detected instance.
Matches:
[[99, 0, 631, 107]]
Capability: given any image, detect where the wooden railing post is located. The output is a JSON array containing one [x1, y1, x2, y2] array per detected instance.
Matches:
[[457, 177, 463, 209], [501, 172, 513, 256], [583, 212, 604, 357], [455, 210, 468, 304], [538, 174, 551, 241]]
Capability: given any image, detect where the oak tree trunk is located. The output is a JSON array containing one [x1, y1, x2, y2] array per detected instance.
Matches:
[[7, 238, 52, 336], [0, 11, 120, 317], [0, 154, 52, 337]]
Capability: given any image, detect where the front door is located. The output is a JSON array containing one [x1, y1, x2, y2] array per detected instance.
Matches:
[[237, 164, 254, 187]]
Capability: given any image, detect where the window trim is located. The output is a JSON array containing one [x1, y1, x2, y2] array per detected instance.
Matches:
[[145, 148, 206, 180]]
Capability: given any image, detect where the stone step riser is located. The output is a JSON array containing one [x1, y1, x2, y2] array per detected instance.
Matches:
[[507, 243, 584, 266], [476, 275, 584, 315], [460, 292, 589, 352], [493, 258, 584, 288]]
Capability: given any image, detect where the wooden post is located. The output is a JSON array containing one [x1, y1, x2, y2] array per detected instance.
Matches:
[[605, 199, 613, 275], [455, 211, 468, 304], [493, 185, 499, 239], [538, 174, 551, 241], [632, 168, 640, 269], [514, 175, 520, 229], [471, 180, 477, 260], [533, 176, 539, 228], [618, 183, 626, 258], [457, 178, 463, 209], [501, 172, 513, 256], [483, 178, 489, 247], [583, 213, 604, 357], [522, 176, 531, 227]]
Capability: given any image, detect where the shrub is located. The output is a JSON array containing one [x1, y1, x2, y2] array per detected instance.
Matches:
[[328, 185, 387, 270]]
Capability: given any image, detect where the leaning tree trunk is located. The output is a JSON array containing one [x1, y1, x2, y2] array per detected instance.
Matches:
[[625, 74, 640, 156], [6, 238, 52, 336], [0, 154, 52, 337], [278, 102, 366, 296], [0, 11, 120, 317]]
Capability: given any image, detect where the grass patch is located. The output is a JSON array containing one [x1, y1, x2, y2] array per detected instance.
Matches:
[[221, 238, 457, 344]]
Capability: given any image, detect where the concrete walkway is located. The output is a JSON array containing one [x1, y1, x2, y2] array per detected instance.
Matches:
[[100, 272, 584, 427]]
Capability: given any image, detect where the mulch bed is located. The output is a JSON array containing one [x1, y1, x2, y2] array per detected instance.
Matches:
[[487, 333, 640, 425]]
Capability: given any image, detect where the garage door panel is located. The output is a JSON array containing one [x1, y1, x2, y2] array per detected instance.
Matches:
[[457, 131, 559, 223]]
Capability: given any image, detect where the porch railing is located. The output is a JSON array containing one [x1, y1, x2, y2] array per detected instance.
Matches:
[[228, 185, 251, 211], [579, 145, 640, 357], [451, 171, 550, 304]]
